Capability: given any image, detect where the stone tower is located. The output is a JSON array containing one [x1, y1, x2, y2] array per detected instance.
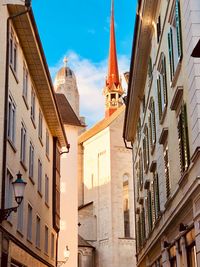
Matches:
[[103, 0, 124, 118], [54, 57, 80, 117]]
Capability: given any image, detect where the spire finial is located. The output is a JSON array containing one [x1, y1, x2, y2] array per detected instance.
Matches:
[[63, 56, 68, 67]]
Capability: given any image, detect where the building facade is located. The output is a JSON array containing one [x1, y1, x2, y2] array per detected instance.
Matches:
[[0, 2, 68, 266], [124, 0, 200, 266], [54, 62, 84, 267], [77, 1, 136, 267]]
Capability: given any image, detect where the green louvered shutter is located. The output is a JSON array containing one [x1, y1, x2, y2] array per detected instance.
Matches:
[[168, 28, 175, 81], [151, 182, 156, 225], [147, 190, 153, 232], [181, 104, 190, 171], [149, 115, 153, 149], [154, 172, 160, 219], [152, 100, 156, 144], [175, 0, 183, 60], [177, 112, 184, 173], [157, 78, 162, 120], [164, 148, 170, 199], [162, 55, 168, 106], [146, 126, 150, 169]]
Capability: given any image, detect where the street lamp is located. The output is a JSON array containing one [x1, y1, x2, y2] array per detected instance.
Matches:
[[57, 246, 70, 267], [0, 172, 26, 223]]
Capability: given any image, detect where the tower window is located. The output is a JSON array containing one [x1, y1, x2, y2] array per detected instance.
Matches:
[[111, 93, 116, 99]]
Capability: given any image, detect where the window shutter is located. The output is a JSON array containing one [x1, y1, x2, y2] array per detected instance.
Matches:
[[149, 115, 153, 149], [143, 138, 147, 173], [152, 100, 156, 144], [181, 104, 190, 171], [177, 113, 184, 173], [154, 172, 160, 219], [141, 208, 146, 243], [146, 126, 150, 169], [168, 28, 175, 81], [157, 78, 162, 120], [147, 190, 153, 232], [162, 55, 168, 106], [151, 182, 156, 225], [175, 0, 183, 60], [164, 148, 170, 198]]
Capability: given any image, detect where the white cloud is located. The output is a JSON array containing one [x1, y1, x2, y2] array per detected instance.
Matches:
[[50, 51, 130, 127]]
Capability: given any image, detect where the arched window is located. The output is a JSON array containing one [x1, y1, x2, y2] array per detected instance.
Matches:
[[123, 174, 130, 238]]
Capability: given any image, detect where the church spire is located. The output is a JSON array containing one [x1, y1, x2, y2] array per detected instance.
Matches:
[[103, 0, 124, 118], [106, 0, 119, 88]]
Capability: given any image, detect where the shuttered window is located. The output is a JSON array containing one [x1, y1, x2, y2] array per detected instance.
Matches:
[[141, 208, 146, 244], [164, 147, 171, 199], [177, 104, 190, 174], [149, 98, 156, 150], [157, 53, 168, 121], [143, 125, 150, 173], [139, 150, 143, 188], [151, 181, 156, 226], [168, 0, 183, 81], [147, 190, 153, 232], [153, 172, 160, 220]]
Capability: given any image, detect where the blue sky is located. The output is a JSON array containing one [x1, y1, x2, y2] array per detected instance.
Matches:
[[32, 0, 137, 126]]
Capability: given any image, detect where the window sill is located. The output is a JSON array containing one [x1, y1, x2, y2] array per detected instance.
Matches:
[[20, 161, 27, 172], [27, 238, 33, 244], [10, 65, 19, 84], [36, 245, 41, 251], [22, 94, 29, 110], [31, 116, 36, 129], [39, 136, 43, 147], [45, 202, 49, 209], [159, 105, 167, 125], [17, 229, 24, 238], [178, 169, 189, 187], [7, 138, 17, 153], [171, 61, 182, 88], [46, 153, 50, 162], [44, 252, 49, 257], [38, 190, 43, 198], [29, 176, 35, 185]]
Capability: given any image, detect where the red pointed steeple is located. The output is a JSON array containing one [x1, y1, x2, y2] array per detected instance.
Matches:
[[106, 0, 119, 88], [103, 0, 124, 118]]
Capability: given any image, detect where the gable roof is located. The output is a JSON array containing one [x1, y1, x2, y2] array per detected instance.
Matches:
[[79, 105, 125, 144], [55, 94, 82, 127]]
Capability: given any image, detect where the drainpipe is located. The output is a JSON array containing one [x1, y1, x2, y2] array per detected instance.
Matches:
[[1, 3, 31, 212]]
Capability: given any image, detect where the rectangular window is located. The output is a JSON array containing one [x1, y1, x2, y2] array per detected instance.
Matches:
[[45, 225, 49, 254], [38, 159, 42, 195], [156, 15, 161, 43], [164, 147, 170, 199], [31, 89, 35, 122], [149, 98, 156, 151], [153, 172, 160, 220], [23, 64, 28, 103], [29, 142, 34, 180], [157, 53, 168, 121], [9, 28, 18, 73], [143, 124, 150, 173], [36, 216, 41, 248], [51, 233, 55, 259], [5, 170, 13, 221], [46, 130, 49, 156], [38, 110, 43, 141], [8, 96, 16, 145], [20, 123, 27, 165], [168, 0, 183, 82], [27, 204, 32, 241], [177, 104, 190, 174], [45, 175, 49, 205], [17, 200, 24, 233]]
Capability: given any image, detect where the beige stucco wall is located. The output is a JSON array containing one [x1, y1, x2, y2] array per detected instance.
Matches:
[[0, 3, 59, 266], [58, 125, 79, 267]]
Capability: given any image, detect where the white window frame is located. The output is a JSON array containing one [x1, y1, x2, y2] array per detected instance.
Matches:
[[38, 110, 43, 141], [36, 215, 41, 249], [27, 204, 32, 242], [46, 130, 49, 157], [23, 63, 28, 103], [17, 199, 24, 233], [38, 159, 42, 195], [31, 88, 36, 122], [8, 96, 16, 145], [44, 225, 49, 254], [9, 28, 18, 74], [45, 174, 49, 205], [29, 142, 34, 180], [20, 123, 27, 165]]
